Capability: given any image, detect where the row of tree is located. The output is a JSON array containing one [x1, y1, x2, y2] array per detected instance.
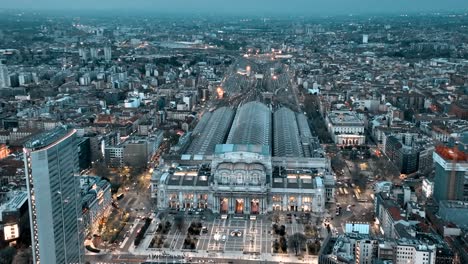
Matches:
[[134, 218, 152, 246]]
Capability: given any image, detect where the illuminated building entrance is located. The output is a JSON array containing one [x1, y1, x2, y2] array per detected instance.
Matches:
[[235, 199, 244, 214], [220, 198, 228, 214], [251, 199, 260, 214]]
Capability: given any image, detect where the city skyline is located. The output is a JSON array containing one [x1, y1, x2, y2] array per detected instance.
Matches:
[[0, 4, 467, 264], [1, 0, 468, 15]]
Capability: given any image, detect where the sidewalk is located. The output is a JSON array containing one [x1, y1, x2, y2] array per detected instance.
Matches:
[[128, 246, 318, 264]]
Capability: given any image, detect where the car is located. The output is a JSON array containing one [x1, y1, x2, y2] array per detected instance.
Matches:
[[222, 235, 226, 241]]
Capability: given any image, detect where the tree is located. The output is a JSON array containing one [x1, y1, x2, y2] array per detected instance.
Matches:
[[0, 247, 16, 264], [272, 212, 281, 223], [94, 161, 110, 178], [279, 236, 288, 253], [273, 239, 280, 253], [288, 233, 307, 256], [174, 215, 185, 231], [307, 240, 321, 255], [278, 225, 286, 236]]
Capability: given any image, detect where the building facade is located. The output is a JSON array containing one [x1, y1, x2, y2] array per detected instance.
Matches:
[[0, 63, 10, 88], [154, 102, 334, 215], [385, 135, 420, 175], [80, 176, 112, 236], [432, 145, 468, 202], [23, 127, 84, 264], [326, 111, 365, 145], [156, 144, 326, 215], [394, 240, 436, 264]]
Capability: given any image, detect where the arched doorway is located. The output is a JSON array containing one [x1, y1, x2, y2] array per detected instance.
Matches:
[[251, 199, 260, 214], [220, 198, 228, 214], [235, 199, 244, 214]]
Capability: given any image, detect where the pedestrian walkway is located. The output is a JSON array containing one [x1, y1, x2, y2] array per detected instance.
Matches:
[[126, 246, 318, 264]]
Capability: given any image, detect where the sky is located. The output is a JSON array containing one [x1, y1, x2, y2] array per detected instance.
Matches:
[[1, 0, 468, 15]]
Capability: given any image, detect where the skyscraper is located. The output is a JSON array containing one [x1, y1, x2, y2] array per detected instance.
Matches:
[[104, 46, 112, 62], [23, 127, 84, 264], [432, 145, 468, 202], [0, 62, 11, 87], [90, 47, 98, 59]]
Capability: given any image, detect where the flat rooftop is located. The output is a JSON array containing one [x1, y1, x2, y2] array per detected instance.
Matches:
[[328, 111, 364, 126]]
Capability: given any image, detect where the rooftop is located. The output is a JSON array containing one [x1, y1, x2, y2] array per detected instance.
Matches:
[[0, 191, 28, 222], [24, 125, 74, 151], [435, 145, 468, 162], [328, 111, 364, 126], [215, 144, 270, 156], [227, 101, 271, 147], [273, 107, 304, 157]]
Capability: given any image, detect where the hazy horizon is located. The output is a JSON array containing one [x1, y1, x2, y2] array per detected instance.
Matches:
[[1, 0, 467, 16]]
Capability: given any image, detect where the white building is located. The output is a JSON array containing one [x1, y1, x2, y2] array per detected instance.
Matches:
[[155, 102, 333, 215], [422, 178, 434, 198], [155, 144, 326, 215], [363, 34, 369, 44], [356, 238, 378, 264], [23, 127, 84, 264], [326, 111, 365, 145], [105, 145, 124, 168], [394, 240, 436, 264]]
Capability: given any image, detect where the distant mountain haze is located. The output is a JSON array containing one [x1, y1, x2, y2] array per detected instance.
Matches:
[[2, 0, 467, 15]]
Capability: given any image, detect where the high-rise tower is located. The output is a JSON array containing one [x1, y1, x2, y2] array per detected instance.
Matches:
[[0, 62, 11, 87], [433, 145, 468, 202], [104, 46, 112, 62], [23, 127, 84, 264]]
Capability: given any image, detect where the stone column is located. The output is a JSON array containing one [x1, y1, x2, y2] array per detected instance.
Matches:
[[283, 194, 288, 211], [261, 198, 265, 214], [245, 197, 249, 214], [179, 191, 183, 207], [213, 196, 218, 213], [298, 194, 302, 209]]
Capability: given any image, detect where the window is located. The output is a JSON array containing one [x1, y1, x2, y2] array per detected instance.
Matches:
[[251, 174, 258, 184], [237, 174, 243, 184], [273, 195, 281, 202], [222, 175, 228, 184]]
